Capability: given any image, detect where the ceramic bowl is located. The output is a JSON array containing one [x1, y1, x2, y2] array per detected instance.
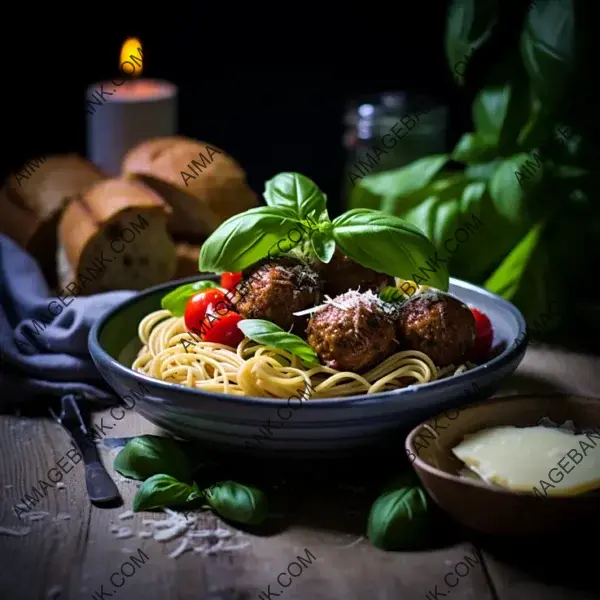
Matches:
[[89, 276, 527, 456], [406, 394, 600, 536]]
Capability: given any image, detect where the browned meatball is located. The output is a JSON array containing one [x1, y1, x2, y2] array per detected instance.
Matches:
[[313, 250, 394, 297], [236, 257, 322, 331], [395, 291, 475, 366], [306, 290, 397, 372]]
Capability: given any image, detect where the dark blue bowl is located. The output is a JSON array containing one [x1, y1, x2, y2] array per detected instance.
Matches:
[[89, 276, 527, 456]]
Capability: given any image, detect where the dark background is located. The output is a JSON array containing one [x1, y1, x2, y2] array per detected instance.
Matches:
[[0, 8, 472, 218]]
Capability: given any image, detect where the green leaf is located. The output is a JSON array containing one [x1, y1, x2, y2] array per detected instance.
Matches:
[[204, 481, 269, 525], [161, 281, 219, 317], [114, 435, 194, 482], [489, 154, 542, 223], [237, 319, 320, 366], [367, 486, 430, 550], [332, 209, 449, 291], [310, 230, 336, 263], [133, 474, 201, 512], [198, 206, 299, 273], [379, 286, 405, 303], [484, 222, 545, 300], [473, 86, 514, 145], [465, 160, 503, 181], [452, 133, 498, 164], [520, 0, 575, 110], [264, 172, 327, 220], [350, 155, 449, 216], [444, 0, 498, 84]]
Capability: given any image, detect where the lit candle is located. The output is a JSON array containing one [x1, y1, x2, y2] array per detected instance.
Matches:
[[85, 38, 178, 175]]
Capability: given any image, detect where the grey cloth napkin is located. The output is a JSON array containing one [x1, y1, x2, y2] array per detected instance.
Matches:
[[0, 234, 136, 406]]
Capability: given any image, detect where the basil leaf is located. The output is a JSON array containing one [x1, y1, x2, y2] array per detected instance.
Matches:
[[489, 154, 541, 223], [198, 206, 299, 273], [114, 435, 193, 482], [521, 0, 575, 110], [367, 486, 430, 550], [332, 209, 449, 292], [264, 172, 327, 220], [452, 133, 498, 164], [484, 221, 545, 301], [379, 287, 405, 303], [237, 319, 319, 366], [445, 0, 498, 83], [161, 281, 219, 317], [133, 474, 201, 512], [351, 155, 449, 216], [473, 85, 515, 146], [310, 230, 335, 263], [204, 481, 268, 525]]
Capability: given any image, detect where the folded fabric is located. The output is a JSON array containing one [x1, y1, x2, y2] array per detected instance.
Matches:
[[0, 234, 136, 407]]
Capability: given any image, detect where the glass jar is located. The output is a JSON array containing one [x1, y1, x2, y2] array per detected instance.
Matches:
[[342, 92, 448, 206]]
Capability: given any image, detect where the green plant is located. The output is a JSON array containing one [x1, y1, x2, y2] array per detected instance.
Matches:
[[198, 172, 449, 292], [204, 481, 269, 526], [349, 0, 597, 336]]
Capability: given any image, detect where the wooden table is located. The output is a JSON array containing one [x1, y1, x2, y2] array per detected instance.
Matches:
[[1, 340, 599, 600]]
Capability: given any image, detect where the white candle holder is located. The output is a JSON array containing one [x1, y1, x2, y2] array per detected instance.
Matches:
[[85, 79, 178, 175]]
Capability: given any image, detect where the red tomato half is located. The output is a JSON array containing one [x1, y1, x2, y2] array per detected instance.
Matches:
[[201, 311, 245, 347], [470, 307, 493, 360], [220, 271, 242, 291], [184, 289, 231, 333]]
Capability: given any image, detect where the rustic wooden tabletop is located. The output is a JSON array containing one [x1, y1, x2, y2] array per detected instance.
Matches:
[[1, 340, 599, 600]]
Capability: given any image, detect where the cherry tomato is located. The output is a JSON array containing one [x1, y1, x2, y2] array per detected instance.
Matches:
[[184, 289, 231, 333], [220, 271, 242, 291], [201, 310, 245, 347], [470, 307, 493, 360]]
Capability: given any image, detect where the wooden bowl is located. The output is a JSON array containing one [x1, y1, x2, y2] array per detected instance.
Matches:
[[406, 394, 600, 536]]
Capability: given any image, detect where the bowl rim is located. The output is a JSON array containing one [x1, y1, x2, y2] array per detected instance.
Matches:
[[405, 392, 600, 502], [89, 275, 528, 407]]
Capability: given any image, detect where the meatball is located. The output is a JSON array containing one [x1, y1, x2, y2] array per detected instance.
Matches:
[[306, 290, 397, 372], [313, 249, 394, 297], [395, 291, 475, 366], [235, 257, 322, 331]]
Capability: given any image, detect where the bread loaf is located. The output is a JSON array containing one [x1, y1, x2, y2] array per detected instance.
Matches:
[[58, 178, 176, 295], [0, 155, 105, 286], [173, 242, 202, 279], [122, 137, 258, 240]]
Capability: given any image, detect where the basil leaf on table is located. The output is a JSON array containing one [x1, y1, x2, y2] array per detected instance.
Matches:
[[237, 320, 319, 366], [114, 435, 193, 482], [332, 209, 449, 292], [161, 281, 219, 317], [204, 481, 268, 525], [367, 486, 430, 550], [264, 172, 327, 220], [198, 206, 300, 273], [133, 474, 201, 512]]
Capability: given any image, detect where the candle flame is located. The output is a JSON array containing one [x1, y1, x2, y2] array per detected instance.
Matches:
[[120, 38, 143, 77]]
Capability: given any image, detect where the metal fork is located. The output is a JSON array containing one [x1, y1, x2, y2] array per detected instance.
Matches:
[[49, 395, 121, 505]]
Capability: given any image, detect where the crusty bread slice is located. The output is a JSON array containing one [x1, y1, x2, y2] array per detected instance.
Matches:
[[57, 178, 176, 295], [121, 136, 258, 239], [0, 154, 105, 286], [173, 242, 202, 279]]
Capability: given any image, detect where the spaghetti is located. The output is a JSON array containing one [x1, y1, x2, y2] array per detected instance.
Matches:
[[132, 309, 468, 399]]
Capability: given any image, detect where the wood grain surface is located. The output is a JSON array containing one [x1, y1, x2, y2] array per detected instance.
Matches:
[[1, 341, 599, 600]]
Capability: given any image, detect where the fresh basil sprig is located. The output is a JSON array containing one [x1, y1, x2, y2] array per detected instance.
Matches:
[[114, 435, 194, 483], [204, 481, 268, 525], [237, 319, 320, 366], [198, 206, 300, 273], [133, 474, 201, 512], [264, 172, 327, 220], [367, 485, 430, 550], [161, 281, 219, 317], [332, 209, 450, 292]]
